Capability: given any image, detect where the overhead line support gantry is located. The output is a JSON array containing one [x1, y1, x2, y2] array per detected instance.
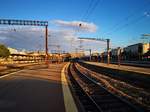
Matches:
[[78, 37, 110, 65], [0, 19, 49, 65]]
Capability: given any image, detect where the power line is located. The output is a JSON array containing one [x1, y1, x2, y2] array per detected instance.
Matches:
[[82, 0, 93, 21], [106, 15, 147, 35], [82, 0, 101, 21], [103, 0, 150, 36], [84, 0, 100, 21]]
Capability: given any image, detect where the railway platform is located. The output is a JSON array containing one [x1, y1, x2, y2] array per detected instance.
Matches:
[[0, 63, 78, 112], [83, 61, 150, 75]]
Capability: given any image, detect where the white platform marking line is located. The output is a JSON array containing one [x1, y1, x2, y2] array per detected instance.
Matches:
[[0, 70, 23, 79], [61, 63, 78, 112]]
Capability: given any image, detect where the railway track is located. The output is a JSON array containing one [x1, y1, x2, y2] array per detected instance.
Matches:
[[68, 62, 143, 112], [78, 62, 150, 90]]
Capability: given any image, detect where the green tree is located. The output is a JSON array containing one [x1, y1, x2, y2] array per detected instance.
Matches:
[[0, 44, 10, 58]]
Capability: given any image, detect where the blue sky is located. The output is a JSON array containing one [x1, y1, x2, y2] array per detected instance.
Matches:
[[0, 0, 150, 52]]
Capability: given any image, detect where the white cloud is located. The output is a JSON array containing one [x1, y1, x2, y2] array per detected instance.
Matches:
[[0, 20, 103, 52], [0, 27, 79, 52], [52, 20, 97, 33]]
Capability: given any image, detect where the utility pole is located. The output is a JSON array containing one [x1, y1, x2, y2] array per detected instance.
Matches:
[[106, 39, 110, 65], [89, 49, 92, 61], [45, 25, 48, 64], [118, 47, 121, 67]]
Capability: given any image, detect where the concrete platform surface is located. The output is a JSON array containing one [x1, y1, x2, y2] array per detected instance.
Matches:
[[84, 61, 150, 75], [0, 63, 77, 112]]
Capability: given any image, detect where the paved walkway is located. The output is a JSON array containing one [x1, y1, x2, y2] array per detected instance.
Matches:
[[0, 63, 43, 71], [0, 66, 7, 71], [0, 63, 78, 112], [84, 61, 150, 75]]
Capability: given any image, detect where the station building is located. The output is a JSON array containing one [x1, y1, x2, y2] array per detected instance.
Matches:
[[123, 43, 150, 60]]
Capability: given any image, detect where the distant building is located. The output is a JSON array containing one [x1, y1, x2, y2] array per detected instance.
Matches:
[[123, 43, 150, 60], [124, 43, 150, 55], [90, 52, 100, 62], [8, 47, 29, 55], [111, 47, 123, 56], [143, 43, 150, 54], [103, 51, 108, 57], [8, 47, 18, 54], [111, 47, 124, 61], [91, 52, 99, 56], [71, 52, 85, 58]]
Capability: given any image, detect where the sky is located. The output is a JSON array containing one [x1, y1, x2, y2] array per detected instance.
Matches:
[[0, 0, 150, 53]]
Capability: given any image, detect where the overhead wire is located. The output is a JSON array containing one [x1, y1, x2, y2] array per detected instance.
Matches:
[[82, 0, 101, 21], [106, 15, 147, 35], [81, 0, 93, 21], [103, 0, 150, 36]]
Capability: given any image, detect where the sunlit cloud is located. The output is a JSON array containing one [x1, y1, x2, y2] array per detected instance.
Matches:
[[52, 20, 97, 33], [0, 27, 78, 52], [0, 20, 103, 52]]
